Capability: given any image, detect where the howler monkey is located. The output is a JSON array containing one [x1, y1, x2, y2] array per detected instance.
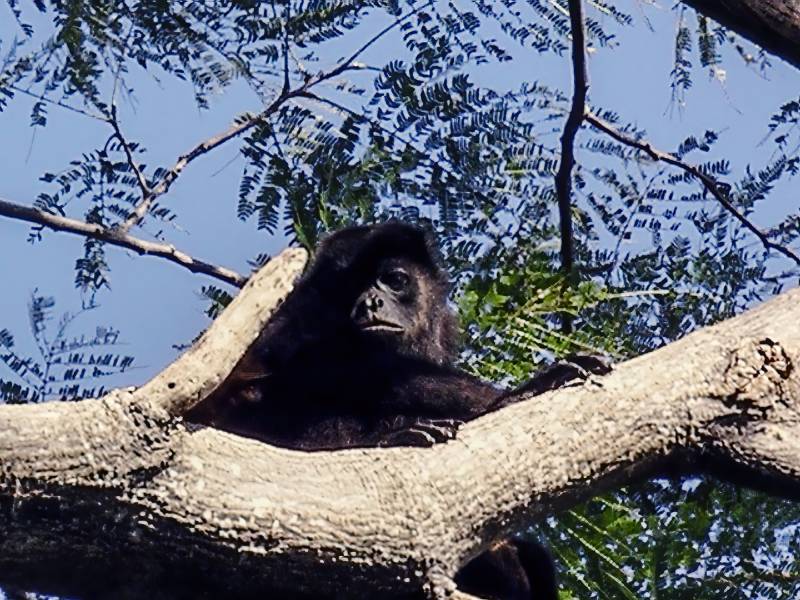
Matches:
[[188, 222, 605, 599], [189, 222, 510, 450]]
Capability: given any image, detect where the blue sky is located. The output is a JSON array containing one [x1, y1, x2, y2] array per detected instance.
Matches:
[[0, 1, 798, 389]]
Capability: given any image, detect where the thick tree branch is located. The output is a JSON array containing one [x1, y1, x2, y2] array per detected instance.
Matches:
[[0, 197, 247, 287], [1, 250, 800, 599], [137, 246, 307, 417], [585, 112, 800, 266]]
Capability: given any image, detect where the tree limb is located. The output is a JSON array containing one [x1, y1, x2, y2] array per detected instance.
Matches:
[[585, 111, 800, 266], [136, 246, 307, 417], [554, 0, 588, 282], [683, 0, 800, 70], [115, 92, 291, 233], [1, 247, 800, 599], [554, 0, 589, 333], [0, 197, 248, 287]]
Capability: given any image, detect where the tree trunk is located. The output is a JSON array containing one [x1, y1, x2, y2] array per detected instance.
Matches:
[[1, 249, 800, 599], [684, 0, 800, 69]]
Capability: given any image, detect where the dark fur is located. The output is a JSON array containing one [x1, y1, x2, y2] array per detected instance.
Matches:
[[456, 539, 557, 600], [187, 222, 557, 599]]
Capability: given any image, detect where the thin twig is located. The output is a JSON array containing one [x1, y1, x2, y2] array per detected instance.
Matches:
[[585, 112, 800, 267], [554, 0, 589, 331], [281, 2, 291, 95], [0, 197, 246, 287], [109, 104, 151, 199], [6, 84, 108, 122], [310, 0, 434, 86], [288, 45, 310, 80]]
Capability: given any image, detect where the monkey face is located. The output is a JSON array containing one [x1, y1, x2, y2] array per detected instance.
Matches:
[[350, 258, 426, 349]]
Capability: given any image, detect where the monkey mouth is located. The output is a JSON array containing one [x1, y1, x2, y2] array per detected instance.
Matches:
[[359, 320, 404, 333]]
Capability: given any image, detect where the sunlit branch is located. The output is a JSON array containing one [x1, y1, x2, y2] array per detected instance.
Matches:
[[116, 0, 433, 234], [114, 88, 290, 233], [0, 197, 246, 287]]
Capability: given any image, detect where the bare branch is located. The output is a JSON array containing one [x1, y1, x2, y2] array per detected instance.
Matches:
[[554, 0, 589, 330], [585, 111, 800, 267], [281, 2, 291, 95], [0, 197, 247, 287], [134, 246, 307, 416], [116, 86, 300, 233], [112, 2, 431, 235], [5, 84, 108, 122]]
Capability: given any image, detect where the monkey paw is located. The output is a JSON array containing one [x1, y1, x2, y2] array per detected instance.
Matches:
[[379, 418, 464, 448], [515, 354, 613, 396]]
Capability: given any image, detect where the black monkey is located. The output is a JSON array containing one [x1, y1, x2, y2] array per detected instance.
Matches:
[[188, 222, 607, 599], [189, 222, 506, 450]]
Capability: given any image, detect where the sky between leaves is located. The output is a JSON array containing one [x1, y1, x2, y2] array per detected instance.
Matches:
[[0, 0, 798, 388]]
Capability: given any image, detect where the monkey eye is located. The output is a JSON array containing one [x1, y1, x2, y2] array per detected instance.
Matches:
[[379, 269, 410, 292]]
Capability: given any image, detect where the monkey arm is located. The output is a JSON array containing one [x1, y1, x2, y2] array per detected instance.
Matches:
[[491, 354, 613, 411], [380, 360, 503, 418]]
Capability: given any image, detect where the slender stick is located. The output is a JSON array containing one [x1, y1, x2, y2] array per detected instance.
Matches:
[[0, 197, 246, 287]]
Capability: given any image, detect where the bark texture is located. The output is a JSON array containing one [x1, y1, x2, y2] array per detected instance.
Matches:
[[1, 247, 800, 599], [685, 0, 800, 69]]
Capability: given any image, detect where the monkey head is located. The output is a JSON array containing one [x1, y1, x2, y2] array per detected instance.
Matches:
[[240, 222, 460, 374], [319, 222, 458, 366], [350, 256, 439, 354]]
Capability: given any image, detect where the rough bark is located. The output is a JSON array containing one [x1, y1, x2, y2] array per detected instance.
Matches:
[[1, 247, 800, 599], [685, 0, 800, 70]]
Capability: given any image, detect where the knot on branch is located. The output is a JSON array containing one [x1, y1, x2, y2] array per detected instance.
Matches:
[[722, 338, 793, 413], [110, 392, 180, 484]]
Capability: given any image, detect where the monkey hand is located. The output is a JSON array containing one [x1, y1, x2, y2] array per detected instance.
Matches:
[[378, 417, 464, 448], [513, 354, 613, 396]]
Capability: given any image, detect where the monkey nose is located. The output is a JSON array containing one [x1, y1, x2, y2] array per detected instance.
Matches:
[[351, 294, 383, 321]]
